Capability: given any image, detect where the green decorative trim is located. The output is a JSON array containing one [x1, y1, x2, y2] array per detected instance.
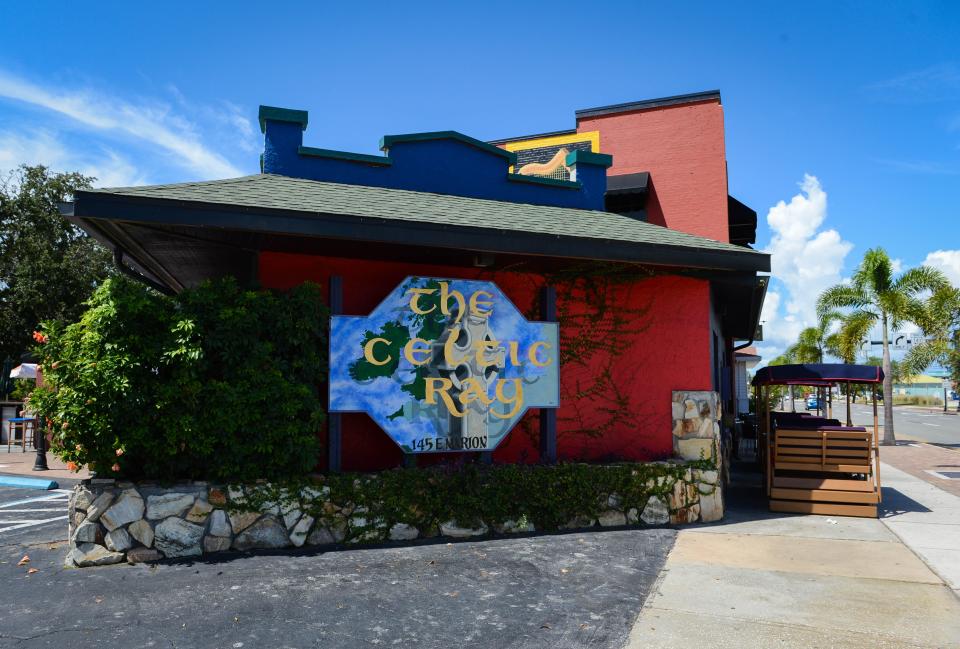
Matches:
[[380, 131, 517, 164], [506, 173, 582, 190], [566, 150, 613, 168], [259, 105, 308, 133], [298, 146, 392, 166]]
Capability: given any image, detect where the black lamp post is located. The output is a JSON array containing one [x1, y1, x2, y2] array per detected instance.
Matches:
[[32, 423, 48, 471]]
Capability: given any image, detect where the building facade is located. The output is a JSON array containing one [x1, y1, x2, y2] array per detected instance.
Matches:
[[65, 91, 769, 472]]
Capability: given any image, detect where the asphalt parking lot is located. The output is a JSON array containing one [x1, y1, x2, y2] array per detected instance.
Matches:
[[0, 484, 73, 546], [0, 482, 676, 649]]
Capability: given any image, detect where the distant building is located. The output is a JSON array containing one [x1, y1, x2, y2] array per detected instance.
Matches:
[[894, 375, 945, 399], [734, 347, 761, 414]]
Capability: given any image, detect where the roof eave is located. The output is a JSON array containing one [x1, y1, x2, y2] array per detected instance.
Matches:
[[70, 192, 770, 277]]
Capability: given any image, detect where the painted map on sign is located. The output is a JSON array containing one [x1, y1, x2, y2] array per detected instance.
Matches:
[[329, 277, 559, 454]]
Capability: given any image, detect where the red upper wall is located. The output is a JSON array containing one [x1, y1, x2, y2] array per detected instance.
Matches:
[[577, 98, 730, 242], [259, 252, 714, 471]]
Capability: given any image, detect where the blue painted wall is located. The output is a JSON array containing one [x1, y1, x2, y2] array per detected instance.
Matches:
[[259, 106, 611, 210]]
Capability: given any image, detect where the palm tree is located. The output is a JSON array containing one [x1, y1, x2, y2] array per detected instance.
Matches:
[[825, 312, 874, 424], [825, 311, 873, 364], [767, 351, 796, 410], [902, 286, 960, 409], [793, 311, 844, 363], [818, 248, 949, 444], [788, 312, 844, 415]]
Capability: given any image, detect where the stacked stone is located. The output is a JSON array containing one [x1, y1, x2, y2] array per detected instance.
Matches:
[[66, 481, 327, 567], [668, 389, 724, 524], [66, 465, 723, 568], [671, 390, 721, 462]]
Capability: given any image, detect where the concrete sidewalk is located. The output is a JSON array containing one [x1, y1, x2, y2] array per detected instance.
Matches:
[[626, 473, 960, 648], [0, 447, 90, 481], [881, 461, 960, 594]]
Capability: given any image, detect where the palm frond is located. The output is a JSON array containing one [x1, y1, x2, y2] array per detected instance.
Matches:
[[893, 265, 950, 296], [889, 295, 927, 331], [901, 339, 950, 377], [854, 247, 893, 295], [833, 311, 875, 363], [817, 284, 871, 316]]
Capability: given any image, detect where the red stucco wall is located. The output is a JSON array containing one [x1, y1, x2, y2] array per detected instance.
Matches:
[[259, 252, 714, 471], [578, 99, 730, 242]]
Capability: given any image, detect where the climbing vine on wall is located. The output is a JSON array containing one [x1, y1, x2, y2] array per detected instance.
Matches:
[[228, 459, 717, 543], [493, 261, 664, 456]]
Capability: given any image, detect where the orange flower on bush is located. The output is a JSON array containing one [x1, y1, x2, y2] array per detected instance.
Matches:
[[111, 463, 121, 473], [115, 448, 124, 457], [65, 461, 79, 472], [31, 331, 48, 344]]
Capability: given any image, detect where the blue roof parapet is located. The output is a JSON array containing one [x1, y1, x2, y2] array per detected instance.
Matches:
[[258, 105, 608, 210]]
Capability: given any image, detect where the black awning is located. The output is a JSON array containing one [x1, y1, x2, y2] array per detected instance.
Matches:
[[752, 363, 884, 386], [605, 172, 650, 222], [712, 273, 768, 340], [728, 196, 757, 246]]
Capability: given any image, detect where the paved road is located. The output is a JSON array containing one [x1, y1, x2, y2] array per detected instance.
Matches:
[[833, 402, 960, 446], [778, 396, 960, 445], [0, 504, 674, 649]]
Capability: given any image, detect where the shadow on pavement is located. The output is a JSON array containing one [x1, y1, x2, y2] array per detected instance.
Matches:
[[880, 486, 933, 518]]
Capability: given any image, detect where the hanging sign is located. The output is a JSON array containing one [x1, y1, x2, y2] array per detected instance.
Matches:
[[329, 277, 559, 453]]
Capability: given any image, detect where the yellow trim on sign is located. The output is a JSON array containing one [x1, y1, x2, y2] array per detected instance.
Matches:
[[503, 130, 600, 153]]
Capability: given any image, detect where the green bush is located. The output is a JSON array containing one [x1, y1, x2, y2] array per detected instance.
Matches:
[[893, 395, 943, 406], [28, 277, 327, 481]]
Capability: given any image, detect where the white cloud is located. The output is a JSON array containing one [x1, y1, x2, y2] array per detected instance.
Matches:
[[0, 71, 243, 179], [923, 250, 960, 288], [0, 129, 146, 188], [223, 102, 259, 153], [865, 63, 960, 102], [759, 175, 853, 359]]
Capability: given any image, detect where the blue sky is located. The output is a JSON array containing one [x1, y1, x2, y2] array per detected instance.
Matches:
[[1, 1, 959, 359]]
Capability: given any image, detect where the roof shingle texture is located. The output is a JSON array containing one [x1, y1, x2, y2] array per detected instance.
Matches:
[[88, 174, 765, 258]]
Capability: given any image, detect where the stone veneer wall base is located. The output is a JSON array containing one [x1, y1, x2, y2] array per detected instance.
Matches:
[[65, 389, 723, 567], [65, 467, 722, 567]]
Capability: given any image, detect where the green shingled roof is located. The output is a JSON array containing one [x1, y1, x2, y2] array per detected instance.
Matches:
[[86, 174, 767, 263]]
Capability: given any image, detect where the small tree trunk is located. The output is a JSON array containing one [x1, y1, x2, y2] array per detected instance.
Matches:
[[846, 385, 852, 426], [881, 313, 896, 445]]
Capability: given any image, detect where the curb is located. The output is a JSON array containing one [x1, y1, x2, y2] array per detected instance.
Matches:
[[0, 474, 59, 490]]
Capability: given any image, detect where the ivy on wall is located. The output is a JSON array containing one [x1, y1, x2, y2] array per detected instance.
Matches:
[[493, 262, 663, 458], [230, 458, 716, 544]]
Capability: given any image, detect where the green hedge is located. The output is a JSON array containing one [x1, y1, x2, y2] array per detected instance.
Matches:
[[233, 460, 716, 542], [29, 277, 327, 482]]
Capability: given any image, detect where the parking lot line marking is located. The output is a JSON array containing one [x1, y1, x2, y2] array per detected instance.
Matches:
[[0, 508, 69, 513], [0, 516, 67, 533], [0, 492, 69, 508]]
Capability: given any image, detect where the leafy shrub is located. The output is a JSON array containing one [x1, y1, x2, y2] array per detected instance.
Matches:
[[892, 395, 943, 406], [28, 277, 327, 481]]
